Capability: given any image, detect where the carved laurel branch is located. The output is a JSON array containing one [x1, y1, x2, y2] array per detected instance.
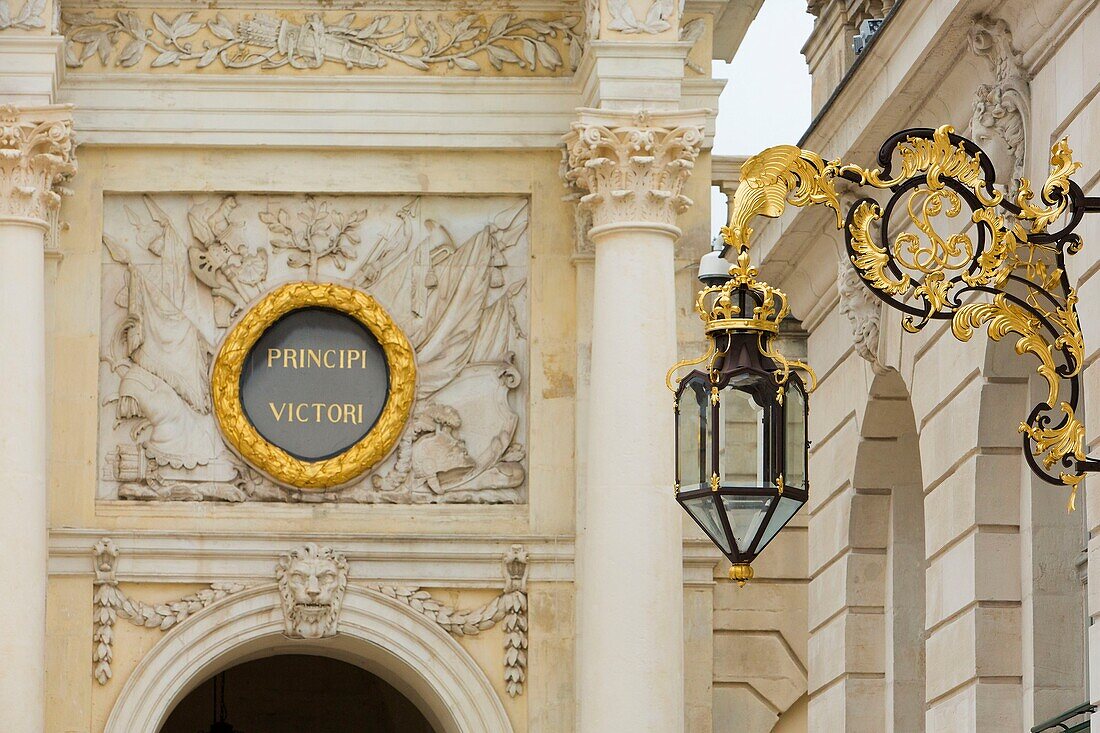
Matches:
[[92, 538, 249, 685], [366, 544, 529, 697], [0, 0, 45, 30], [606, 0, 675, 34], [63, 10, 581, 74], [92, 540, 529, 697]]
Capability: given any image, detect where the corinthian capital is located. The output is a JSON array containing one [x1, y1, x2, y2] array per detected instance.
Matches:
[[0, 104, 76, 227], [561, 108, 705, 234]]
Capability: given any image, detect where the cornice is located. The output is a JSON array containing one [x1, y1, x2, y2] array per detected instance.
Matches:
[[50, 529, 729, 586]]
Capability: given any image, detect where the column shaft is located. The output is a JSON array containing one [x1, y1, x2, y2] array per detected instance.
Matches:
[[579, 225, 683, 730], [563, 109, 704, 733], [0, 221, 48, 733], [0, 104, 75, 733]]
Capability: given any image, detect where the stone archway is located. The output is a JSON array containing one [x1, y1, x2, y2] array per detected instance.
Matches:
[[104, 584, 514, 733]]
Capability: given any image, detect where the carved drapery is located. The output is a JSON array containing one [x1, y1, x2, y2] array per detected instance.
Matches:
[[99, 193, 529, 505], [92, 540, 528, 695], [560, 109, 704, 232], [0, 105, 75, 227], [968, 16, 1030, 191]]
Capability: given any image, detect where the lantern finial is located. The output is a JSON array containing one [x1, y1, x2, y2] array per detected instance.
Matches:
[[729, 563, 754, 588]]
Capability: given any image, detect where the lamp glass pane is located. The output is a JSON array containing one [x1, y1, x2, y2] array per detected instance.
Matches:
[[719, 381, 765, 487], [720, 495, 772, 551], [682, 495, 732, 554], [677, 379, 708, 490], [755, 495, 804, 553], [785, 383, 807, 489]]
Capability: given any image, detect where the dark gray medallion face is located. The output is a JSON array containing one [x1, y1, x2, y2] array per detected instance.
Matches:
[[239, 307, 390, 461]]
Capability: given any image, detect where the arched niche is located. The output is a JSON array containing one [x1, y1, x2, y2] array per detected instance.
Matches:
[[105, 584, 514, 733]]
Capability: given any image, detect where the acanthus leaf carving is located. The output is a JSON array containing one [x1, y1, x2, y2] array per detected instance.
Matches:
[[968, 15, 1030, 192], [561, 109, 705, 232], [63, 9, 582, 74], [100, 194, 529, 505], [0, 104, 76, 226]]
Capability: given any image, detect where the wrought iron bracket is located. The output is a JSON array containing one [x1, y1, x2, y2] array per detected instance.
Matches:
[[721, 125, 1100, 509]]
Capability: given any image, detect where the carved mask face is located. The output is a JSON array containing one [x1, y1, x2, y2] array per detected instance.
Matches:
[[287, 556, 340, 617], [277, 544, 348, 639]]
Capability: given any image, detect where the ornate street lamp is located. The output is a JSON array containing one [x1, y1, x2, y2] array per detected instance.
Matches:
[[674, 124, 1100, 583], [669, 241, 816, 587]]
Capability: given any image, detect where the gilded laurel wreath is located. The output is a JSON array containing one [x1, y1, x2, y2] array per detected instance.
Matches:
[[721, 124, 1092, 503], [211, 281, 416, 490]]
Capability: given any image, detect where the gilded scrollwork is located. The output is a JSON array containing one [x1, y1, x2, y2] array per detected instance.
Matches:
[[721, 123, 1098, 501]]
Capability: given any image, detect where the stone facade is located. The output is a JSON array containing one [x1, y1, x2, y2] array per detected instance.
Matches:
[[6, 0, 1097, 731], [751, 0, 1100, 730]]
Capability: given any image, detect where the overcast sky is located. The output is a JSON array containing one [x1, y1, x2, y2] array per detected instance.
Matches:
[[709, 0, 815, 234]]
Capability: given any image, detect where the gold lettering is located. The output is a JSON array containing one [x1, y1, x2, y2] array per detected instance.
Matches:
[[357, 404, 363, 424], [283, 350, 297, 369], [347, 350, 361, 369], [327, 404, 341, 423], [306, 349, 321, 368], [323, 350, 336, 369], [314, 403, 324, 422], [343, 404, 355, 424], [269, 402, 286, 421], [295, 403, 308, 422], [267, 349, 280, 368]]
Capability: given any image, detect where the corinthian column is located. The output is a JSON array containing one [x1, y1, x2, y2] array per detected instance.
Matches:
[[563, 108, 704, 732], [0, 104, 75, 733]]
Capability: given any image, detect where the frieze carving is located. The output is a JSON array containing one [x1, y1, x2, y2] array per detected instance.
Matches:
[[92, 540, 528, 695], [99, 193, 529, 504], [561, 109, 704, 231], [92, 538, 249, 685], [0, 0, 45, 30], [277, 543, 348, 639], [0, 105, 76, 226], [606, 0, 676, 34], [837, 259, 887, 374], [968, 16, 1030, 191], [63, 9, 582, 73], [368, 544, 529, 697]]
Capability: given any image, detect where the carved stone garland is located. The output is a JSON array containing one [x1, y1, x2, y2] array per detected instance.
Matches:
[[92, 540, 529, 696], [0, 105, 76, 226], [561, 110, 705, 231], [92, 538, 249, 684]]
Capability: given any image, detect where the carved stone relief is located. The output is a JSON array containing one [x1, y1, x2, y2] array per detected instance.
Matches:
[[277, 543, 348, 639], [968, 16, 1030, 191], [837, 259, 888, 374], [99, 193, 529, 504], [92, 539, 529, 695], [606, 0, 676, 34], [63, 9, 583, 73], [0, 0, 45, 30]]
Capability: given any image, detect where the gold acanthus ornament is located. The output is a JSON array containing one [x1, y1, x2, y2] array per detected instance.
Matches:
[[719, 124, 1093, 508]]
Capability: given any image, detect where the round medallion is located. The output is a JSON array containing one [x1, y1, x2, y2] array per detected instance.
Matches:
[[212, 282, 416, 489]]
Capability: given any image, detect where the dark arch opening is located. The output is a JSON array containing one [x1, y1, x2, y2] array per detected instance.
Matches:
[[159, 654, 437, 733]]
